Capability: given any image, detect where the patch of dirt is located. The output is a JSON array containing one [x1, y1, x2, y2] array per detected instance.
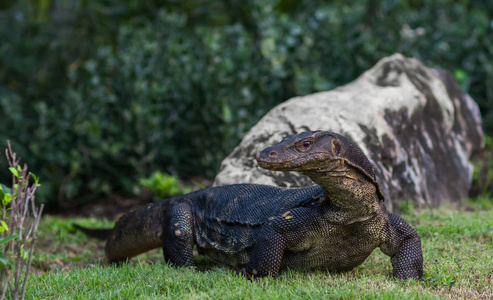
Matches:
[[50, 176, 213, 220], [57, 194, 152, 220]]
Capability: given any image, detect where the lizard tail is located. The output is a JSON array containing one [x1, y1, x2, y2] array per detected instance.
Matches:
[[73, 223, 112, 240]]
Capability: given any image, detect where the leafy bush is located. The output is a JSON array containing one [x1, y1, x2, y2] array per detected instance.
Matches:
[[139, 172, 193, 200], [0, 0, 492, 207], [470, 135, 493, 200]]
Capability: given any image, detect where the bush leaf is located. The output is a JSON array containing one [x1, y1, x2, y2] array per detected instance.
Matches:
[[0, 254, 8, 265], [9, 167, 19, 178], [0, 234, 20, 245], [1, 220, 8, 231]]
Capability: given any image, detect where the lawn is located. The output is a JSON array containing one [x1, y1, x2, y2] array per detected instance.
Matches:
[[20, 201, 493, 299]]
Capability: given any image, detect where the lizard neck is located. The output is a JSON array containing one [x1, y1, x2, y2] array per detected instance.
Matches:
[[303, 168, 381, 212]]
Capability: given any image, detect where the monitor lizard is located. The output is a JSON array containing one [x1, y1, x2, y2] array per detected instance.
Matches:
[[75, 130, 423, 279]]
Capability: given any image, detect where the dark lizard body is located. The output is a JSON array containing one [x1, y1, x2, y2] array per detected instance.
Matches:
[[85, 131, 423, 279]]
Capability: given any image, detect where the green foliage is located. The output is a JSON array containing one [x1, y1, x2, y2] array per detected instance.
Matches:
[[139, 172, 193, 200], [1, 0, 493, 206], [0, 184, 11, 207], [0, 182, 14, 267], [468, 194, 493, 210], [398, 200, 415, 215], [471, 135, 493, 198]]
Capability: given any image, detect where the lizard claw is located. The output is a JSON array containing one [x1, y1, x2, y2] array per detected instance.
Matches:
[[236, 269, 254, 280]]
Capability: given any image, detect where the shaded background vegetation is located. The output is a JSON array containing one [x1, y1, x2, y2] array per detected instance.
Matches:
[[0, 0, 492, 209]]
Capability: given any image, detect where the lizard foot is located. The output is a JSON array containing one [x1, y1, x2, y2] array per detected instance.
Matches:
[[236, 269, 260, 281]]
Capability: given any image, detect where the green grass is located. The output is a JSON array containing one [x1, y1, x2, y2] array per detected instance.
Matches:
[[19, 204, 493, 299]]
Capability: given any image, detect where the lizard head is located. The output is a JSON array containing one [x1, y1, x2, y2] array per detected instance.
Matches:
[[258, 130, 385, 203], [257, 130, 376, 180]]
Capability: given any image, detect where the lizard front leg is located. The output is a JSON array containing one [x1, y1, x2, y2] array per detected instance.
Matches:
[[242, 207, 320, 279], [162, 202, 195, 267], [380, 213, 423, 279]]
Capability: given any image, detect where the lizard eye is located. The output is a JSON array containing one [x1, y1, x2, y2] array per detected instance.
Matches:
[[296, 139, 313, 152]]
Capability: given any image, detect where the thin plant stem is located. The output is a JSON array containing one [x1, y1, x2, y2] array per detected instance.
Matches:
[[0, 141, 43, 300]]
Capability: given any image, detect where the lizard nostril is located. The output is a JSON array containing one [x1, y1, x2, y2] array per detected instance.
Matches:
[[269, 151, 277, 157]]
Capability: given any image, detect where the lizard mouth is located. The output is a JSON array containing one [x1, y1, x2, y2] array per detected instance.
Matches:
[[256, 152, 335, 171]]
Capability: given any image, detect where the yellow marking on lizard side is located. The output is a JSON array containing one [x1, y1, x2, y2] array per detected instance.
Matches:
[[285, 216, 293, 220], [340, 158, 345, 167]]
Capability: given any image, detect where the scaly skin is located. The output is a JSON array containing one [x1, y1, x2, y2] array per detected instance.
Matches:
[[90, 130, 423, 279], [251, 130, 423, 279]]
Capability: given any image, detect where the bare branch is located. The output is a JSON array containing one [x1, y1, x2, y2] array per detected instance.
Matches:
[[1, 141, 43, 300]]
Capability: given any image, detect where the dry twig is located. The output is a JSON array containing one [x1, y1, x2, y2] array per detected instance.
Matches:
[[0, 142, 44, 300]]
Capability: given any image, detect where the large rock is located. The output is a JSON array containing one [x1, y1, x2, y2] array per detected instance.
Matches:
[[214, 54, 484, 211]]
